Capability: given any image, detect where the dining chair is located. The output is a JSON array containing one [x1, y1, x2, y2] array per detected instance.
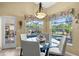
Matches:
[[21, 40, 40, 56], [20, 37, 49, 56], [48, 36, 67, 56]]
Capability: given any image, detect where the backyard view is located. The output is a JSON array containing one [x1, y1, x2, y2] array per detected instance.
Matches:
[[50, 15, 73, 44], [26, 20, 43, 35], [25, 15, 73, 44]]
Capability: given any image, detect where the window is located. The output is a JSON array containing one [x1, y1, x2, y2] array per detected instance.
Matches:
[[25, 19, 44, 35], [50, 15, 73, 45]]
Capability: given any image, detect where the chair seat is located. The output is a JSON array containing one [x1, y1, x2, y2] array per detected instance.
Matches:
[[49, 48, 62, 55], [50, 42, 59, 47], [48, 36, 67, 56], [51, 38, 60, 44], [40, 52, 45, 56]]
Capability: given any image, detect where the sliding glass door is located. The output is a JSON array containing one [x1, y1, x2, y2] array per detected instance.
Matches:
[[1, 16, 16, 49]]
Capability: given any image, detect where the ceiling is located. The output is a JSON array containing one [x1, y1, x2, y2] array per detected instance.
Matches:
[[0, 2, 79, 16]]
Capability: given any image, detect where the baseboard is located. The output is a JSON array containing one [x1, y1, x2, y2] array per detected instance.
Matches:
[[16, 47, 21, 49], [66, 51, 77, 56]]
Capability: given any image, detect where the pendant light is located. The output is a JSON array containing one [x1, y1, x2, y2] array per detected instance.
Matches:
[[35, 2, 46, 19]]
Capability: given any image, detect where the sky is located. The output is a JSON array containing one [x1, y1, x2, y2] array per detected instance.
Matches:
[[51, 16, 72, 25]]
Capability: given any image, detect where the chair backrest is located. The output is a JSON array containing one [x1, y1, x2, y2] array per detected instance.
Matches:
[[58, 36, 67, 54], [20, 34, 27, 41], [21, 40, 40, 56]]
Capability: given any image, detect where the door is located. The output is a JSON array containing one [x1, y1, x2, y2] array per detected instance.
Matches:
[[2, 16, 16, 49]]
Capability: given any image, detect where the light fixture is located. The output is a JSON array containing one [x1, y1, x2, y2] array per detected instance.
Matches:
[[35, 2, 46, 19]]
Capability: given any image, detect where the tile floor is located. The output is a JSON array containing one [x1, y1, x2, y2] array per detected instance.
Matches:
[[0, 48, 20, 56]]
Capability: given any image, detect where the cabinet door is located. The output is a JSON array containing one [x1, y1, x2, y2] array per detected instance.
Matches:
[[2, 16, 16, 48]]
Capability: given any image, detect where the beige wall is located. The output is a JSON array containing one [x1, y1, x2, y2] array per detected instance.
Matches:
[[47, 2, 78, 15], [0, 2, 79, 55], [43, 17, 49, 34], [16, 16, 24, 47], [0, 2, 37, 16], [66, 18, 79, 55]]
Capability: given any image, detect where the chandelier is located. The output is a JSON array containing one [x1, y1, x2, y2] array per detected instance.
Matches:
[[35, 2, 46, 19]]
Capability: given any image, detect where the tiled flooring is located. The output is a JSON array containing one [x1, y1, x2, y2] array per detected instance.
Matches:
[[0, 48, 20, 56]]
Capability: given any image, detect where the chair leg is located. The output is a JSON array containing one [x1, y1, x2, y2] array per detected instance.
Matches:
[[20, 48, 23, 56]]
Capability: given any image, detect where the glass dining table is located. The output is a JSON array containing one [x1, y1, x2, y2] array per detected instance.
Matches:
[[39, 38, 60, 56]]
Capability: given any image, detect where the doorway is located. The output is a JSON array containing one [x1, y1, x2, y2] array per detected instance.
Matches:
[[1, 16, 16, 49]]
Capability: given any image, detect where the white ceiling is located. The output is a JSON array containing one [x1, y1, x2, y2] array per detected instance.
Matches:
[[34, 2, 56, 8]]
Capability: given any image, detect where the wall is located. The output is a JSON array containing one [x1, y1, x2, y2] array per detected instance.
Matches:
[[16, 16, 26, 47], [66, 18, 79, 55], [0, 17, 2, 49], [0, 2, 46, 47], [47, 2, 78, 15], [0, 2, 38, 16]]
